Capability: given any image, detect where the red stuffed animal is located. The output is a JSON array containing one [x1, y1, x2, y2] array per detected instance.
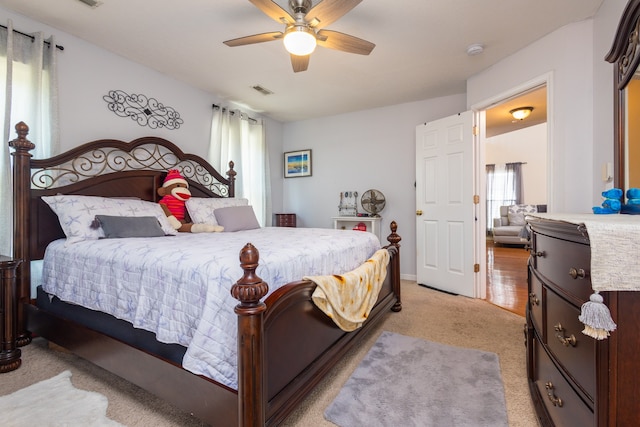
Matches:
[[158, 169, 222, 233]]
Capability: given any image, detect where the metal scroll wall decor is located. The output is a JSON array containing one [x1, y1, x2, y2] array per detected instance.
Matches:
[[103, 90, 184, 130]]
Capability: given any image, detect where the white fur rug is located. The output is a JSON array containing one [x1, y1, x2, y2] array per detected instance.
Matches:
[[0, 370, 123, 427]]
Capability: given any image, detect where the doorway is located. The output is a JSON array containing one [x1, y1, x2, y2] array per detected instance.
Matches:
[[477, 79, 550, 315]]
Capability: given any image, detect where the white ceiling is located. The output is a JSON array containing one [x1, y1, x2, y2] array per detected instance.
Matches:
[[1, 0, 603, 123]]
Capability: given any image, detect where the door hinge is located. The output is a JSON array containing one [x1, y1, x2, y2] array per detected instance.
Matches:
[[473, 195, 480, 204], [474, 263, 480, 273], [472, 125, 479, 136]]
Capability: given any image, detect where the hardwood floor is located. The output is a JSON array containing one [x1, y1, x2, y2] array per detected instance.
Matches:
[[486, 240, 529, 317]]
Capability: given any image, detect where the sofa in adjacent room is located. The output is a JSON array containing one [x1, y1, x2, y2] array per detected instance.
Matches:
[[492, 204, 547, 245]]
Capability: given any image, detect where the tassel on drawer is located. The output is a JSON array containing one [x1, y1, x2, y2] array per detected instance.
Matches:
[[578, 291, 617, 340]]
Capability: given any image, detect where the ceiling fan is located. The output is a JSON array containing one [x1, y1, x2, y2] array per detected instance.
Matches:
[[223, 0, 375, 72]]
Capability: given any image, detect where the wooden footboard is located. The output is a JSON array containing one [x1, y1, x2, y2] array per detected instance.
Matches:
[[233, 225, 401, 427]]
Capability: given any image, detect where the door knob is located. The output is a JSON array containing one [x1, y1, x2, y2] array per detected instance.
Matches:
[[416, 210, 423, 216]]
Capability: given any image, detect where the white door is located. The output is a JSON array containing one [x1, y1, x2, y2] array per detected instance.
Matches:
[[415, 111, 478, 297]]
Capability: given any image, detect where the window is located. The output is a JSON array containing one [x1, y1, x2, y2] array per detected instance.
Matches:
[[208, 106, 271, 226], [486, 163, 523, 231], [0, 21, 59, 255]]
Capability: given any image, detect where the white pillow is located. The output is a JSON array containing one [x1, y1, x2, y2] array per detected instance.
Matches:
[[507, 204, 537, 226], [42, 195, 177, 244], [185, 197, 249, 226]]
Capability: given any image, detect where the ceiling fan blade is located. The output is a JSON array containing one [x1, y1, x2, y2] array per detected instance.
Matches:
[[249, 0, 295, 25], [223, 31, 283, 47], [290, 54, 310, 73], [316, 30, 375, 55], [306, 0, 363, 29]]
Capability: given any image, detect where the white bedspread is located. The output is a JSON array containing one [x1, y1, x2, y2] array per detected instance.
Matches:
[[40, 227, 381, 389]]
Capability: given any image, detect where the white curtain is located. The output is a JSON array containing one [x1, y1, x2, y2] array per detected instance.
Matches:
[[208, 106, 271, 226], [486, 162, 523, 231], [0, 20, 60, 255]]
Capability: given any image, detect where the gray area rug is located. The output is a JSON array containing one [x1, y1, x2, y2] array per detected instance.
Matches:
[[0, 370, 123, 427], [325, 331, 508, 427]]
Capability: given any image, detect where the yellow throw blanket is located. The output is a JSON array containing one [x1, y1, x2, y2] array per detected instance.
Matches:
[[304, 249, 390, 332]]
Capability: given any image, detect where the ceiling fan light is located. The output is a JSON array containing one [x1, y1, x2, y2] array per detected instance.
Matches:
[[509, 106, 534, 120], [283, 27, 316, 56]]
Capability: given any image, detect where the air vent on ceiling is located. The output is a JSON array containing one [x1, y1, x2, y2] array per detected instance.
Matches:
[[252, 85, 273, 96], [78, 0, 102, 8]]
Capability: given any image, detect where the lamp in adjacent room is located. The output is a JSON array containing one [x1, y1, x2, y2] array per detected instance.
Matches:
[[283, 26, 317, 56], [509, 107, 534, 120]]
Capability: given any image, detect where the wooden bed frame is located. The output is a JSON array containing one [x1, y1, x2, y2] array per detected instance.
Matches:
[[9, 122, 402, 426]]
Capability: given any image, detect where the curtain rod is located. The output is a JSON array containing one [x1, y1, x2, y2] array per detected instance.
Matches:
[[486, 162, 528, 166], [212, 103, 257, 123], [0, 24, 64, 51]]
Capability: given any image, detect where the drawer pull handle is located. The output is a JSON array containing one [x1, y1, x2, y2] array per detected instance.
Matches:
[[568, 267, 586, 279], [554, 323, 577, 347], [530, 250, 546, 258], [545, 382, 564, 407], [528, 292, 540, 306]]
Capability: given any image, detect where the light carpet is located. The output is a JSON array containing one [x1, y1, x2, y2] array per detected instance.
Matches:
[[0, 370, 123, 427], [325, 331, 508, 427], [0, 282, 537, 426]]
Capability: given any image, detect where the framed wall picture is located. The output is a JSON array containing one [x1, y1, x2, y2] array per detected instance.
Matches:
[[284, 149, 312, 178]]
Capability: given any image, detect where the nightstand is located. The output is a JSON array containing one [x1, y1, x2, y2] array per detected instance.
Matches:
[[332, 216, 382, 243], [274, 213, 296, 227], [0, 255, 22, 373]]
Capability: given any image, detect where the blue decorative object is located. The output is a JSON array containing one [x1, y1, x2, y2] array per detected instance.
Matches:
[[621, 188, 640, 214], [621, 204, 640, 214], [593, 188, 622, 214], [602, 188, 623, 199], [627, 188, 640, 199]]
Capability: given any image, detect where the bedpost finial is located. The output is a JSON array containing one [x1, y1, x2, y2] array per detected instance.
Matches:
[[386, 220, 401, 247], [9, 122, 35, 151], [239, 242, 258, 266], [15, 121, 28, 136], [227, 161, 237, 179], [231, 243, 269, 306]]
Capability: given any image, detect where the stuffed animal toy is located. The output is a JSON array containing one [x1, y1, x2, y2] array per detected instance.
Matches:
[[592, 188, 622, 214], [158, 169, 223, 233], [626, 188, 640, 205]]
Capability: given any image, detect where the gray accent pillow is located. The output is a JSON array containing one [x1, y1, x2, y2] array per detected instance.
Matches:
[[214, 205, 260, 232], [95, 215, 166, 238]]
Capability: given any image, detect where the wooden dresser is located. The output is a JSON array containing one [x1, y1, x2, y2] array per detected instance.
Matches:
[[526, 218, 640, 426]]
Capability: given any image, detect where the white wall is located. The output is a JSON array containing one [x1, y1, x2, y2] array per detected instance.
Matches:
[[485, 123, 548, 205], [282, 94, 467, 279], [1, 6, 284, 169], [468, 20, 596, 213]]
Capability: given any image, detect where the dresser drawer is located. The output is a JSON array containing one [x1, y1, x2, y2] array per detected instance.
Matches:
[[533, 336, 594, 427], [533, 234, 592, 304], [528, 268, 543, 335], [545, 288, 596, 401]]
